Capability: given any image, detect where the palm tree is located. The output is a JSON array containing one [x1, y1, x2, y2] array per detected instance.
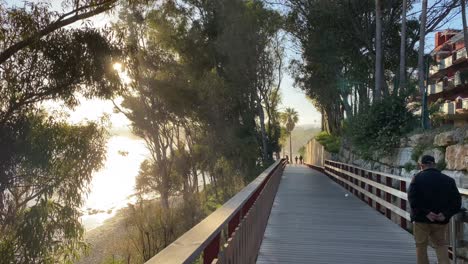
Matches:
[[280, 108, 299, 162]]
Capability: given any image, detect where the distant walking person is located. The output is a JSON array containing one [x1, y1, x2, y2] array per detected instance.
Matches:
[[408, 155, 461, 264], [299, 155, 303, 164], [294, 156, 298, 164], [285, 155, 289, 164]]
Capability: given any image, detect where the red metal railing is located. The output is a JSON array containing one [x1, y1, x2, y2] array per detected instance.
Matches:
[[145, 159, 286, 264], [323, 160, 410, 229], [320, 160, 468, 262]]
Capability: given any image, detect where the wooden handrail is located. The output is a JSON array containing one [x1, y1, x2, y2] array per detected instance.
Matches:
[[145, 159, 286, 264]]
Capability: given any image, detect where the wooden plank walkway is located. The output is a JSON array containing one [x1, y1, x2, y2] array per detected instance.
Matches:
[[257, 165, 436, 264]]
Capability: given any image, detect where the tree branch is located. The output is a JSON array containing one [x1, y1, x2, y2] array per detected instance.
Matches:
[[0, 0, 117, 64]]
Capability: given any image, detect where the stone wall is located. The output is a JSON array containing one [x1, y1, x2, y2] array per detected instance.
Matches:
[[338, 127, 468, 187]]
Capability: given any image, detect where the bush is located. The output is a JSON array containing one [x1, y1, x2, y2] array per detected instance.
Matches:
[[411, 143, 431, 162], [428, 99, 445, 127], [344, 95, 417, 160], [436, 159, 447, 171], [403, 162, 416, 172], [315, 131, 341, 153]]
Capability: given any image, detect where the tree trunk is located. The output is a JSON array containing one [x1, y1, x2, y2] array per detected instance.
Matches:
[[462, 0, 468, 53], [321, 109, 326, 132], [375, 0, 383, 100], [418, 0, 428, 128], [418, 0, 428, 95], [258, 103, 269, 163], [0, 1, 118, 64], [353, 86, 358, 115], [161, 189, 170, 210], [398, 0, 408, 93], [201, 171, 207, 193], [289, 133, 292, 161], [192, 167, 199, 193], [342, 97, 353, 118]]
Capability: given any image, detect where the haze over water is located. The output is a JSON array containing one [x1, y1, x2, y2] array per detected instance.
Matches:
[[81, 136, 149, 231]]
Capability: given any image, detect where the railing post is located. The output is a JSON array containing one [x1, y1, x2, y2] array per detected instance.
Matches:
[[340, 164, 346, 189], [229, 212, 240, 236], [359, 169, 365, 202], [367, 171, 373, 207], [204, 233, 220, 264], [353, 167, 358, 197], [450, 214, 457, 264], [376, 174, 382, 212], [385, 177, 392, 219], [400, 180, 407, 230]]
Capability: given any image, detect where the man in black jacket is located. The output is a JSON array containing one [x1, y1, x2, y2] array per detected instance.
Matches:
[[408, 155, 461, 264]]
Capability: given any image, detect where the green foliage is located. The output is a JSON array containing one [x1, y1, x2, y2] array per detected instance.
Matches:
[[436, 159, 447, 171], [100, 182, 239, 263], [344, 95, 417, 160], [0, 113, 107, 264], [201, 185, 226, 215], [298, 146, 306, 157], [101, 256, 125, 264], [403, 162, 416, 172], [287, 0, 421, 134], [0, 2, 122, 262], [411, 143, 431, 162], [99, 1, 284, 262], [280, 108, 299, 134], [428, 99, 445, 127], [280, 107, 299, 156], [315, 131, 341, 153]]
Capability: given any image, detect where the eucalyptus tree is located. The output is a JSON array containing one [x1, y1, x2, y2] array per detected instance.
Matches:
[[418, 0, 429, 129], [255, 21, 285, 164], [0, 0, 121, 64], [399, 0, 408, 92], [0, 1, 122, 263], [375, 0, 383, 100], [108, 1, 285, 261]]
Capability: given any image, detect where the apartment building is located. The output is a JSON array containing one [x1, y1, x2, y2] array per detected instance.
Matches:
[[429, 29, 468, 127]]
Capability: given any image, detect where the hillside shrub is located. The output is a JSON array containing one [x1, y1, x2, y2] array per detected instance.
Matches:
[[315, 131, 340, 153], [344, 95, 417, 160]]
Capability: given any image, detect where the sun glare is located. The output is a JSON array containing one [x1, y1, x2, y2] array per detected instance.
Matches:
[[113, 62, 122, 72], [112, 62, 132, 85]]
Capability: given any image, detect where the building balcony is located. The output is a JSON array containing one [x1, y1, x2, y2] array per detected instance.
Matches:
[[455, 48, 467, 61], [429, 49, 468, 80], [429, 56, 453, 76], [442, 101, 456, 115], [428, 82, 444, 95], [428, 78, 455, 95], [438, 98, 468, 127]]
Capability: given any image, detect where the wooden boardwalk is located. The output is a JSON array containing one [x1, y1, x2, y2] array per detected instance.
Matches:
[[257, 165, 436, 264]]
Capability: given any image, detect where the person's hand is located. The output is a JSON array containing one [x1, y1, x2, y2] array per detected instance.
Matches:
[[435, 213, 446, 222], [426, 212, 438, 222]]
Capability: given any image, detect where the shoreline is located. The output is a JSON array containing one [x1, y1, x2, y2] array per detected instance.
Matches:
[[76, 207, 130, 264]]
